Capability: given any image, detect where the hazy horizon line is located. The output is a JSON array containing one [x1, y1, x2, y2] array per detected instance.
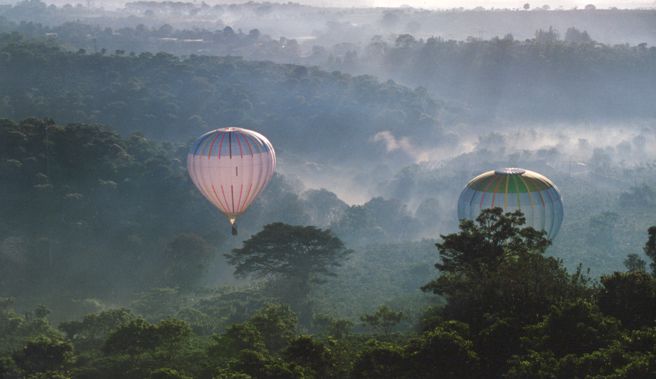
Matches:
[[19, 0, 656, 11]]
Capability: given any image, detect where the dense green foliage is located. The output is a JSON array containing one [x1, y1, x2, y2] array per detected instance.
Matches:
[[226, 223, 352, 322], [0, 17, 288, 62], [3, 4, 656, 121], [334, 31, 656, 120], [0, 118, 227, 306], [2, 109, 654, 378], [380, 151, 656, 276], [1, 210, 656, 378], [0, 118, 444, 316], [0, 34, 448, 167], [2, 5, 656, 377]]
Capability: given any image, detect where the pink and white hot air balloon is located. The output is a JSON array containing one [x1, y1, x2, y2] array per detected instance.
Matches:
[[187, 127, 276, 235]]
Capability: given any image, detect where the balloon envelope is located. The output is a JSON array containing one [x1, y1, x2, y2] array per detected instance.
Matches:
[[187, 127, 276, 232], [457, 168, 564, 239]]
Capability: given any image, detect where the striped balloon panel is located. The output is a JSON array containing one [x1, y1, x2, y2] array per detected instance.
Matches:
[[187, 127, 276, 220], [467, 171, 554, 192], [457, 169, 564, 239]]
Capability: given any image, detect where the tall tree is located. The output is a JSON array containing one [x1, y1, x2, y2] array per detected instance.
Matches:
[[422, 208, 590, 376], [225, 223, 352, 319], [624, 253, 646, 273], [423, 209, 590, 326], [426, 207, 550, 278], [644, 226, 656, 275]]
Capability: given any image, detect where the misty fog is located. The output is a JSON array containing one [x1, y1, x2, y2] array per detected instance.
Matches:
[[1, 0, 654, 299], [1, 2, 656, 377]]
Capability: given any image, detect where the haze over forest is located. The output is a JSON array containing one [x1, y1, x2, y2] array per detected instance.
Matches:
[[15, 0, 656, 9], [1, 1, 656, 378]]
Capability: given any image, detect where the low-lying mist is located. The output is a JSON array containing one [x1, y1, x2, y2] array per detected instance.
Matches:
[[270, 119, 656, 279], [1, 0, 656, 331], [284, 121, 656, 205]]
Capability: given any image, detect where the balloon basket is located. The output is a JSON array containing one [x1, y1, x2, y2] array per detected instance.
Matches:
[[230, 218, 238, 236]]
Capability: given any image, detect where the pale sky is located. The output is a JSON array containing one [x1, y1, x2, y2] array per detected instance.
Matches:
[[298, 0, 655, 8], [10, 0, 654, 10], [22, 0, 656, 9]]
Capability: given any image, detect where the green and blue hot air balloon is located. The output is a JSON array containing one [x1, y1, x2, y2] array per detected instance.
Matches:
[[457, 168, 564, 239]]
